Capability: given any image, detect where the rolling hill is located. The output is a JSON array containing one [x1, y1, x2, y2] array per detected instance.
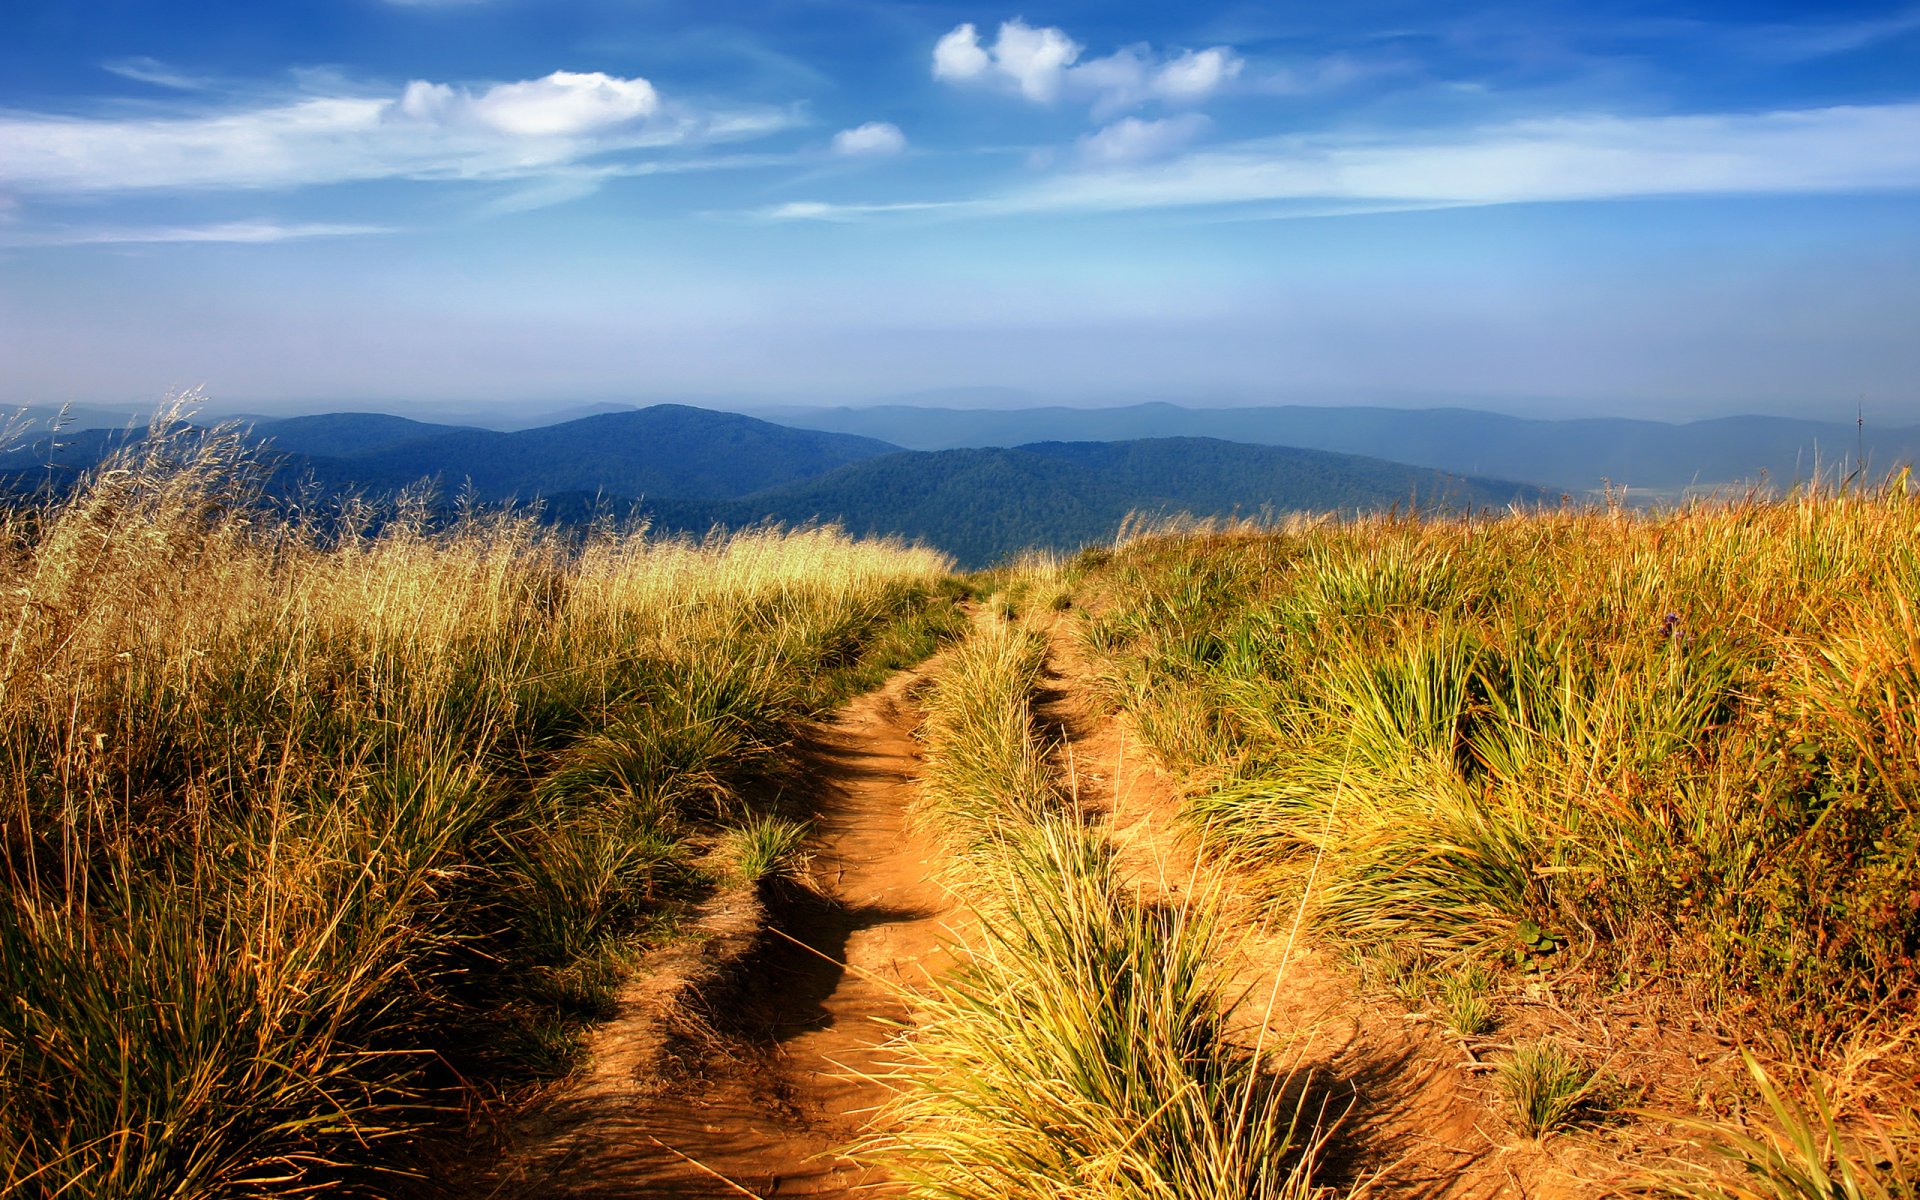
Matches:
[[627, 438, 1546, 567], [766, 402, 1920, 493], [2, 408, 1544, 566]]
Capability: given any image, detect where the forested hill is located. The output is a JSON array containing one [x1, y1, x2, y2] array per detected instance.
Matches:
[[768, 402, 1920, 493], [5, 412, 1543, 567], [8, 405, 902, 503], [621, 438, 1548, 567]]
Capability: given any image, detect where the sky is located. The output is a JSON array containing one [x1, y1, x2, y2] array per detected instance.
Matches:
[[2, 0, 1918, 421]]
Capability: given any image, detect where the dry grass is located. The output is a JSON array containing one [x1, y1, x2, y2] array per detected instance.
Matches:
[[0, 410, 955, 1196], [882, 615, 1333, 1199], [1071, 482, 1920, 1188]]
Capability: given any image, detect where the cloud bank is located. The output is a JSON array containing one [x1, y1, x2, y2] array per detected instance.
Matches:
[[0, 70, 789, 193], [771, 102, 1920, 220]]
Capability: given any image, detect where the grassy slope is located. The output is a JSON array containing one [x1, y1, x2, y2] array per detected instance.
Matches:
[[1067, 494, 1920, 1188], [0, 421, 958, 1197]]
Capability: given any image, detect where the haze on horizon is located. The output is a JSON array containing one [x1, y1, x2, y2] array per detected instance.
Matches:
[[2, 0, 1918, 423]]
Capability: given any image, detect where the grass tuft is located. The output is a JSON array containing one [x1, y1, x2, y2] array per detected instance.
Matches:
[[1496, 1038, 1598, 1139]]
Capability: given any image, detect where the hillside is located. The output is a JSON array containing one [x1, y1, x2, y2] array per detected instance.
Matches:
[[248, 412, 480, 457], [769, 402, 1920, 493], [5, 405, 904, 504], [290, 404, 903, 501], [638, 438, 1546, 567], [2, 411, 1543, 566]]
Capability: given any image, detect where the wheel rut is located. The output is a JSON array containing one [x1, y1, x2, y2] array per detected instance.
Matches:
[[1030, 614, 1614, 1200], [488, 666, 952, 1198]]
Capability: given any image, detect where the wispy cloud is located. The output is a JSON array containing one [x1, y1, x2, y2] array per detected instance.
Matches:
[[1732, 5, 1920, 61], [0, 70, 796, 194], [1, 220, 396, 247], [764, 102, 1920, 221], [100, 57, 216, 92], [1078, 113, 1209, 164]]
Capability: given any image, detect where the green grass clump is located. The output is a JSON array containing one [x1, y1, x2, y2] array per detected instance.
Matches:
[[1437, 961, 1498, 1038], [719, 814, 813, 885], [1497, 1038, 1598, 1138]]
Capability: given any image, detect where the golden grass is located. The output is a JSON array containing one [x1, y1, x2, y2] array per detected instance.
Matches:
[[0, 412, 954, 1196], [1072, 483, 1920, 1187]]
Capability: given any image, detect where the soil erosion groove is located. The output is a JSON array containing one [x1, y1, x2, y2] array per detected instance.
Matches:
[[1033, 612, 1609, 1199], [494, 665, 952, 1198]]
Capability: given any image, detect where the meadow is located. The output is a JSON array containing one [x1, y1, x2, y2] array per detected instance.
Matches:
[[1065, 490, 1919, 1191], [0, 416, 955, 1196], [3, 412, 1916, 1199]]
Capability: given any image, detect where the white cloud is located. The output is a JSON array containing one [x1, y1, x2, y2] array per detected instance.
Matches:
[[930, 20, 1241, 114], [765, 102, 1920, 220], [932, 23, 992, 82], [1, 220, 395, 247], [399, 71, 658, 136], [1079, 114, 1210, 164], [992, 20, 1082, 102], [1153, 48, 1242, 102], [831, 121, 906, 156], [0, 70, 786, 194]]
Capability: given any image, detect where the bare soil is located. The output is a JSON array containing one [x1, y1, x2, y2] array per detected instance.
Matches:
[[483, 666, 953, 1199], [481, 612, 1666, 1199]]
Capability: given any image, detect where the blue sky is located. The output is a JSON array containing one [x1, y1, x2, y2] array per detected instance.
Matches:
[[2, 0, 1917, 420]]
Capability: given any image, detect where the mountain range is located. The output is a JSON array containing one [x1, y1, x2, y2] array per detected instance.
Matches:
[[2, 405, 1544, 567], [762, 402, 1919, 493]]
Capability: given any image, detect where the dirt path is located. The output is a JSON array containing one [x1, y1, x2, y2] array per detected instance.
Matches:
[[489, 667, 952, 1199], [1029, 614, 1619, 1200]]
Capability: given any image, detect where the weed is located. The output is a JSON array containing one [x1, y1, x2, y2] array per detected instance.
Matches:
[[1438, 961, 1498, 1037]]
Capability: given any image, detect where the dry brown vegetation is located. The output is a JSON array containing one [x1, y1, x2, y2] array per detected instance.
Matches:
[[4, 409, 1916, 1200], [0, 413, 957, 1196]]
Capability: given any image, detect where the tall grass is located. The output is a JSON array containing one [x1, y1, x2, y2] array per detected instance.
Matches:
[[883, 617, 1329, 1199], [0, 414, 954, 1195], [1076, 491, 1920, 1043], [1074, 488, 1920, 1183]]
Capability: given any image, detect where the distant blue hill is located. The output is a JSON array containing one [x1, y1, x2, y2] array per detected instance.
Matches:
[[765, 402, 1920, 493], [0, 406, 1544, 567], [576, 438, 1548, 568]]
